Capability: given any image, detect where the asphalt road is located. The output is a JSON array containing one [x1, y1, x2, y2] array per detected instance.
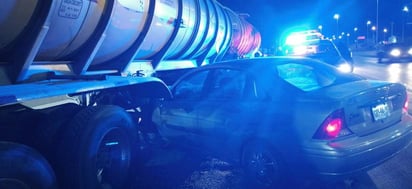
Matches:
[[133, 142, 412, 189], [133, 51, 412, 189]]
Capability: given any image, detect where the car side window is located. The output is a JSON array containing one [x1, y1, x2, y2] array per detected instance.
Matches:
[[207, 69, 247, 99], [173, 70, 209, 99]]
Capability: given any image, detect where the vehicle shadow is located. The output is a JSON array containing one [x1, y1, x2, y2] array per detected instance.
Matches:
[[131, 147, 203, 189], [130, 145, 382, 189]]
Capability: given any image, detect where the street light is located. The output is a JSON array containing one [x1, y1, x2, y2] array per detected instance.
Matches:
[[334, 14, 340, 36], [403, 6, 409, 42], [318, 25, 323, 33], [353, 28, 358, 38], [346, 33, 350, 45], [366, 20, 371, 45], [354, 27, 359, 48], [404, 5, 409, 12], [383, 28, 388, 41]]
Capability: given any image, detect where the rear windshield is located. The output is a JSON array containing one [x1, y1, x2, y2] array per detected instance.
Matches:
[[276, 63, 337, 91]]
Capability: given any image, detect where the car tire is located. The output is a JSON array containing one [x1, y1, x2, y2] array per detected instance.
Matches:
[[55, 105, 138, 189], [0, 141, 58, 189], [241, 141, 285, 188]]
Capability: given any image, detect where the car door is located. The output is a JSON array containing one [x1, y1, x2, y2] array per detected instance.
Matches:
[[195, 68, 260, 151], [153, 69, 210, 141]]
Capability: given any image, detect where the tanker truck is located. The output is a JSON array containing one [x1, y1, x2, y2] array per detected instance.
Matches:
[[0, 0, 261, 188]]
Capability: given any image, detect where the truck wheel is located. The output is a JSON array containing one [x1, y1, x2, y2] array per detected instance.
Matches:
[[55, 105, 138, 189], [0, 142, 57, 189], [32, 103, 81, 158]]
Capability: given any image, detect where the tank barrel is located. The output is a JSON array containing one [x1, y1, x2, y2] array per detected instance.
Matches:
[[0, 0, 260, 83]]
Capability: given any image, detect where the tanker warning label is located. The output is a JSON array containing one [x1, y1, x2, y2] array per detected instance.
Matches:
[[58, 0, 83, 19]]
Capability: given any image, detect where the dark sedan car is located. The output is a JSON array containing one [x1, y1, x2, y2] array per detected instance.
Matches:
[[377, 43, 412, 63], [152, 57, 412, 187]]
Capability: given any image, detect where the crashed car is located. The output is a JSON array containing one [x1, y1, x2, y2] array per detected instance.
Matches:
[[152, 56, 412, 188], [377, 43, 412, 63]]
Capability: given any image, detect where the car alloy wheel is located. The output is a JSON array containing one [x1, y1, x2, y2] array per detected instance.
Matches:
[[242, 141, 283, 188]]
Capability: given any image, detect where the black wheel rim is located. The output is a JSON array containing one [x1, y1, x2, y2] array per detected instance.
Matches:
[[245, 148, 280, 186], [96, 128, 131, 188]]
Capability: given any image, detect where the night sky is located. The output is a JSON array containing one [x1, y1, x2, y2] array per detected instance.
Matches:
[[218, 0, 410, 48]]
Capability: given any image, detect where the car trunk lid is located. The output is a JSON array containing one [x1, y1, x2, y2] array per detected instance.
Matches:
[[319, 80, 407, 136]]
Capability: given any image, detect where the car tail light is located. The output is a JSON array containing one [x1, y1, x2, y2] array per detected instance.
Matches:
[[404, 92, 409, 113], [313, 109, 353, 140]]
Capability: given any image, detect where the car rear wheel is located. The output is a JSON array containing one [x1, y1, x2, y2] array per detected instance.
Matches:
[[55, 105, 138, 189], [241, 141, 285, 188]]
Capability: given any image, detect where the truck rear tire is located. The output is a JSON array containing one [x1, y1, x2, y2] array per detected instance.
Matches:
[[32, 103, 81, 159], [55, 105, 138, 189], [0, 141, 57, 189]]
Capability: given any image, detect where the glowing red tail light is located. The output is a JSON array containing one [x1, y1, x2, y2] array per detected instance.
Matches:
[[325, 118, 342, 137], [313, 109, 353, 140], [404, 93, 409, 113]]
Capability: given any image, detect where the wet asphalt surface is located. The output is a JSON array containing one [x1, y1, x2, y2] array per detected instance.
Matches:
[[130, 141, 412, 189]]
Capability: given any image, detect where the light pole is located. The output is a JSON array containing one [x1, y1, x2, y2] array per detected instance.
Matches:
[[354, 27, 359, 48], [318, 25, 323, 34], [346, 33, 350, 45], [383, 28, 388, 42], [353, 27, 358, 39], [403, 6, 409, 42], [334, 14, 340, 37], [376, 0, 379, 44], [366, 20, 371, 45]]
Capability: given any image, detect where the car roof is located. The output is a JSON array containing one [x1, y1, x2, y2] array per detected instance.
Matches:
[[172, 56, 365, 93], [206, 56, 337, 72], [212, 56, 320, 67]]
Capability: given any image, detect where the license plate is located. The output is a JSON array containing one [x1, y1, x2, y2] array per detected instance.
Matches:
[[372, 103, 390, 121]]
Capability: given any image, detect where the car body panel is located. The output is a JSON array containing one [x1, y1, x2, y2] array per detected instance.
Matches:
[[152, 57, 412, 177], [302, 115, 412, 175], [313, 81, 406, 136]]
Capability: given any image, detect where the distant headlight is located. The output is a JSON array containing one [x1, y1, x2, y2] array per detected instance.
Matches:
[[337, 62, 352, 73], [390, 48, 401, 57], [408, 48, 412, 55]]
